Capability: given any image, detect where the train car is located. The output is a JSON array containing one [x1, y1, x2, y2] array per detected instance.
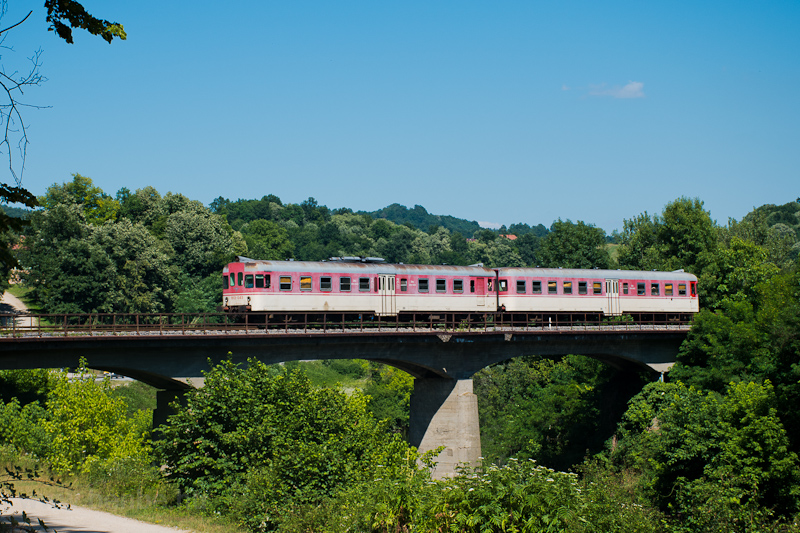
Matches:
[[223, 257, 495, 316], [495, 267, 698, 317], [222, 257, 698, 319]]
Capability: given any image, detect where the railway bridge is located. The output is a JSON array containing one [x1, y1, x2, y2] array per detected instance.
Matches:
[[0, 312, 690, 476]]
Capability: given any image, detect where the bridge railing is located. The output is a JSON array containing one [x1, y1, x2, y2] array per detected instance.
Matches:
[[0, 311, 693, 339]]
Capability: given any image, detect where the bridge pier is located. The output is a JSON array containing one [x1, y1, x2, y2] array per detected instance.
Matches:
[[153, 389, 189, 428], [409, 378, 481, 478]]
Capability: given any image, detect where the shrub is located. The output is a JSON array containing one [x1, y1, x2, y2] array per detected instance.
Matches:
[[43, 366, 151, 475]]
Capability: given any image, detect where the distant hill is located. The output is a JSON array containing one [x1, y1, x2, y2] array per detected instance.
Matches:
[[0, 205, 33, 219], [360, 203, 483, 236]]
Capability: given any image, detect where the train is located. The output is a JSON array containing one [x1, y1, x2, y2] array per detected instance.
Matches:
[[221, 257, 699, 321]]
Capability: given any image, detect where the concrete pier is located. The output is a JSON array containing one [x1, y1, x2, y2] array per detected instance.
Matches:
[[409, 378, 481, 478], [153, 389, 188, 428]]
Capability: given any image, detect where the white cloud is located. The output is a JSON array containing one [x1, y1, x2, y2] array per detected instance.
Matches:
[[588, 81, 645, 99], [561, 84, 570, 91], [478, 221, 502, 229]]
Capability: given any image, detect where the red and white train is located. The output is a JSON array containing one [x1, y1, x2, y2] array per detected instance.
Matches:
[[222, 257, 698, 319]]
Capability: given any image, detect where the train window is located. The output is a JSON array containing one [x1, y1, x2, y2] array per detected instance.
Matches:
[[454, 279, 463, 293], [359, 277, 370, 291], [419, 278, 429, 292], [470, 280, 475, 293], [223, 276, 229, 289], [255, 275, 265, 288], [436, 279, 446, 293], [340, 277, 351, 291], [499, 279, 508, 292], [548, 281, 557, 294], [593, 282, 602, 295], [578, 281, 587, 295], [400, 279, 407, 292], [532, 281, 542, 294], [637, 283, 645, 295], [665, 283, 673, 296], [238, 272, 243, 286], [245, 275, 254, 288], [516, 280, 526, 294], [651, 283, 659, 296], [280, 276, 292, 291], [230, 273, 235, 288], [563, 281, 573, 295], [300, 276, 312, 291], [320, 277, 332, 291], [488, 279, 493, 292], [623, 283, 629, 295], [678, 283, 686, 296], [691, 282, 697, 297]]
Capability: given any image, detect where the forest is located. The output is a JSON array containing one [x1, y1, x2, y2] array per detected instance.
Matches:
[[1, 174, 800, 532]]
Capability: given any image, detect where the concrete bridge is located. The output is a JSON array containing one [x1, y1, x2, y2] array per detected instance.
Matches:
[[0, 312, 689, 476]]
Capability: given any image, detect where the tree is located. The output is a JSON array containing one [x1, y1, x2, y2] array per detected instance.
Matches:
[[614, 380, 800, 525], [537, 219, 611, 269], [44, 365, 150, 475], [23, 181, 182, 314], [0, 183, 36, 290], [654, 197, 718, 274], [618, 198, 718, 277], [701, 237, 779, 308], [466, 236, 524, 268], [164, 205, 235, 277], [117, 185, 166, 229], [92, 218, 178, 313], [616, 211, 660, 270], [239, 219, 294, 260], [475, 355, 643, 469], [41, 173, 119, 225]]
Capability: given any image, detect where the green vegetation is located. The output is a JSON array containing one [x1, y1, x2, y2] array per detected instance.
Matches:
[[4, 185, 800, 531]]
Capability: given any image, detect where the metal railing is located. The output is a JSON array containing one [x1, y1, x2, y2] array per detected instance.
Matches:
[[0, 312, 693, 339]]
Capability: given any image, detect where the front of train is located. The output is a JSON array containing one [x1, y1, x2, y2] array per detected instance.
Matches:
[[222, 259, 251, 312]]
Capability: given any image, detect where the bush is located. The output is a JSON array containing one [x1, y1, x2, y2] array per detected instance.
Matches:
[[0, 399, 50, 457], [156, 359, 417, 531], [43, 366, 152, 475]]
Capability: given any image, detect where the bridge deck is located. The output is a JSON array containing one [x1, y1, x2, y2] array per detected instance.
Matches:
[[0, 312, 691, 340]]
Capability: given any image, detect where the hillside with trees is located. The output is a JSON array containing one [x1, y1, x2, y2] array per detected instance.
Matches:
[[2, 177, 800, 532]]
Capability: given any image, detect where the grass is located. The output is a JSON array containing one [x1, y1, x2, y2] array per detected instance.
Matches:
[[284, 359, 371, 389], [110, 380, 157, 416], [606, 243, 621, 263]]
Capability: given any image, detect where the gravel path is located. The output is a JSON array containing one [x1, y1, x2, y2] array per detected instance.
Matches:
[[1, 290, 39, 329], [1, 499, 192, 532]]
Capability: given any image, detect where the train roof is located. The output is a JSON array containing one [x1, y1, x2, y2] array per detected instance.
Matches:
[[224, 260, 697, 281], [497, 267, 698, 281], [226, 259, 493, 277]]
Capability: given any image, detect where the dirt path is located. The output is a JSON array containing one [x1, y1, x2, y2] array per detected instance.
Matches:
[[1, 498, 192, 532], [1, 290, 38, 329]]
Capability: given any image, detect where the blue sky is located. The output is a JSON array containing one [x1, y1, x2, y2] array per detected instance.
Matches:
[[3, 1, 798, 232]]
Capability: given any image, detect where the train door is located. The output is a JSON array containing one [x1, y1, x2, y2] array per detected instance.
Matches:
[[605, 279, 621, 316], [378, 274, 396, 316], [473, 277, 489, 307]]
